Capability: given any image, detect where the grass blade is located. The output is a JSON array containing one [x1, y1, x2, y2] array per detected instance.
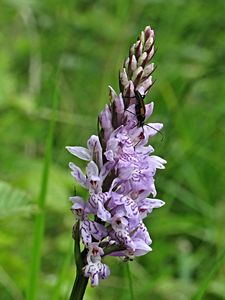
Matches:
[[193, 249, 225, 300], [26, 75, 59, 300], [126, 262, 134, 300], [0, 265, 24, 300], [50, 240, 73, 300]]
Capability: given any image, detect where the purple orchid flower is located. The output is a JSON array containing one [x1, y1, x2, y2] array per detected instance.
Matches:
[[67, 26, 166, 290], [70, 196, 108, 246], [83, 243, 110, 286]]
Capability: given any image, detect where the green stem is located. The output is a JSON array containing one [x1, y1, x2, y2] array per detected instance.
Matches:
[[70, 222, 88, 300], [69, 272, 88, 300], [126, 262, 134, 300]]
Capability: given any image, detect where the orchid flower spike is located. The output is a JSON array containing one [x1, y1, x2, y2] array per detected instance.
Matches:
[[67, 25, 166, 288]]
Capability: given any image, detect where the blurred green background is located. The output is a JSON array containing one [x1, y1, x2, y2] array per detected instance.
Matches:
[[0, 0, 225, 299]]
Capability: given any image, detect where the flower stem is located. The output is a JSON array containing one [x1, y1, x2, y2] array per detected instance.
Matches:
[[70, 272, 88, 300], [70, 222, 88, 300], [126, 262, 134, 300]]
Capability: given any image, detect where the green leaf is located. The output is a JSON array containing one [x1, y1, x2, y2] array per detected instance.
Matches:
[[0, 181, 35, 219], [193, 249, 225, 300]]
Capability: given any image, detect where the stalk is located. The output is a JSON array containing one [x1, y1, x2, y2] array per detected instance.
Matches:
[[70, 222, 88, 300]]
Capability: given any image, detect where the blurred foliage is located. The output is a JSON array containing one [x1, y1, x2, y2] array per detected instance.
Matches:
[[0, 180, 36, 219], [0, 0, 225, 299]]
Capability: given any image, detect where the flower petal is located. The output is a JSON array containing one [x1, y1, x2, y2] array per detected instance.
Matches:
[[100, 264, 110, 279], [100, 161, 114, 181], [132, 238, 152, 256], [132, 222, 152, 245], [66, 146, 91, 161], [138, 198, 165, 218], [86, 161, 99, 179], [87, 135, 103, 169], [69, 162, 87, 188], [145, 102, 154, 119], [70, 196, 85, 209], [80, 221, 92, 246], [144, 122, 163, 138], [90, 221, 108, 240], [149, 155, 167, 169]]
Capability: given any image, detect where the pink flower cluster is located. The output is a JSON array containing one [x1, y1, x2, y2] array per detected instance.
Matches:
[[67, 26, 166, 286]]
